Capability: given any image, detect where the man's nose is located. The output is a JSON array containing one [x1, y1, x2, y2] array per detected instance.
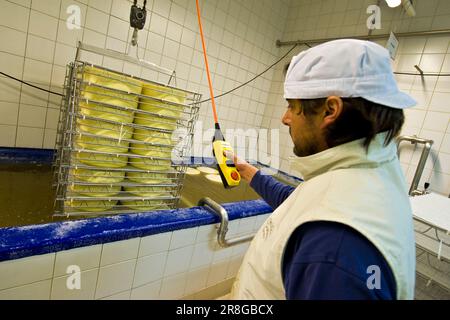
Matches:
[[282, 110, 291, 126]]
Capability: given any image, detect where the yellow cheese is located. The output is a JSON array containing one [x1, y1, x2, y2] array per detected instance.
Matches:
[[74, 151, 128, 168], [129, 143, 172, 158], [126, 171, 169, 184], [81, 86, 140, 111], [128, 156, 171, 171], [65, 197, 118, 212], [197, 167, 219, 174], [142, 82, 186, 102], [123, 185, 169, 197], [68, 184, 121, 197], [120, 199, 168, 211], [139, 98, 184, 119], [185, 167, 201, 175], [71, 168, 125, 184], [132, 128, 173, 145], [80, 66, 143, 95], [75, 135, 129, 153], [79, 100, 135, 124], [77, 118, 133, 140], [134, 113, 177, 131]]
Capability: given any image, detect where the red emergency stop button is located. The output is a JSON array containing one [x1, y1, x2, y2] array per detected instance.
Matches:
[[231, 171, 239, 181]]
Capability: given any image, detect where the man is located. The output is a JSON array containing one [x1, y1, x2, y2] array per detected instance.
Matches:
[[229, 39, 416, 300]]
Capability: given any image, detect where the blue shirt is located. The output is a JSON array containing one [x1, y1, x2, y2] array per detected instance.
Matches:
[[250, 170, 397, 300]]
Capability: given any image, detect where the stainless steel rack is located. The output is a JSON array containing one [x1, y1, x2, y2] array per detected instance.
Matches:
[[53, 43, 201, 217]]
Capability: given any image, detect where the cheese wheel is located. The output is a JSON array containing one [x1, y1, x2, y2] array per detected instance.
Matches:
[[126, 171, 169, 184], [75, 135, 129, 153], [139, 98, 184, 119], [120, 200, 168, 211], [134, 113, 177, 131], [79, 100, 134, 124], [71, 168, 125, 184], [205, 174, 223, 183], [129, 143, 172, 158], [65, 197, 118, 212], [74, 151, 128, 168], [132, 128, 173, 145], [123, 185, 170, 197], [128, 156, 171, 171], [142, 83, 186, 103], [80, 66, 143, 95], [81, 86, 140, 111], [77, 119, 133, 140], [68, 184, 121, 197], [185, 168, 200, 175]]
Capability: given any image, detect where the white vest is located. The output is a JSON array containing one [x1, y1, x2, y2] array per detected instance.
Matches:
[[230, 133, 416, 300]]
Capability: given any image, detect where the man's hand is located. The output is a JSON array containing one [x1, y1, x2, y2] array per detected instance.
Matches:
[[224, 151, 259, 184]]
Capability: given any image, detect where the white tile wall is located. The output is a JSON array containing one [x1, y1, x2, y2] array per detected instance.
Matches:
[[133, 251, 167, 287], [0, 252, 55, 291], [95, 259, 136, 299], [0, 280, 52, 300], [50, 269, 99, 300], [164, 245, 194, 277], [206, 259, 229, 287], [189, 241, 214, 270], [138, 231, 172, 257], [54, 244, 102, 277], [0, 213, 269, 300], [184, 265, 209, 296], [100, 289, 131, 300], [159, 272, 187, 300], [169, 227, 197, 250], [100, 237, 139, 266], [130, 280, 161, 300], [0, 0, 290, 150]]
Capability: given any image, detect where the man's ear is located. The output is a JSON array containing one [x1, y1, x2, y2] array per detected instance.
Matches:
[[320, 96, 343, 129]]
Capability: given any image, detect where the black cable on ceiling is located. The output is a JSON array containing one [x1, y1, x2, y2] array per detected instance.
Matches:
[[195, 43, 307, 104]]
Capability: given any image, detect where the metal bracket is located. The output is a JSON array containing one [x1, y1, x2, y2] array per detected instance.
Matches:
[[414, 65, 424, 76], [75, 42, 176, 85], [397, 135, 434, 196], [198, 197, 254, 248]]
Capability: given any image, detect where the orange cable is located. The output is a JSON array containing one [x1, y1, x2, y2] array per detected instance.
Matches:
[[195, 0, 219, 124]]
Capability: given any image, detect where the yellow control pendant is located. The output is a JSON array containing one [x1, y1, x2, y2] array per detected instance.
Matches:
[[212, 140, 240, 188]]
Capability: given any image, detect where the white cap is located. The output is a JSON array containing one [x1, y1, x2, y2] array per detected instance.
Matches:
[[284, 39, 416, 109]]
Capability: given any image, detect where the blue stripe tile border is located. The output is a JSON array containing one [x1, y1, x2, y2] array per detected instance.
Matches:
[[0, 200, 272, 262], [0, 147, 54, 164]]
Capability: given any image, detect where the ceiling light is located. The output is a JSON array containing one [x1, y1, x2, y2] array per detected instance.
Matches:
[[385, 0, 401, 7]]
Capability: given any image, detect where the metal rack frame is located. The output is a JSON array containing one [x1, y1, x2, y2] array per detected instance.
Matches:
[[396, 135, 434, 196], [53, 43, 201, 217]]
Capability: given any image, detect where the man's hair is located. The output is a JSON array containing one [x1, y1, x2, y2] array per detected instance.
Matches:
[[299, 98, 404, 149]]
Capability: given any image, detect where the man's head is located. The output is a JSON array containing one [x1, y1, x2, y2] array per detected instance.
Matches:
[[282, 97, 405, 157], [283, 39, 415, 157]]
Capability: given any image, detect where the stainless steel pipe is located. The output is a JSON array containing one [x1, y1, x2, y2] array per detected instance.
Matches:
[[198, 197, 255, 248], [397, 135, 434, 196], [276, 29, 450, 47]]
